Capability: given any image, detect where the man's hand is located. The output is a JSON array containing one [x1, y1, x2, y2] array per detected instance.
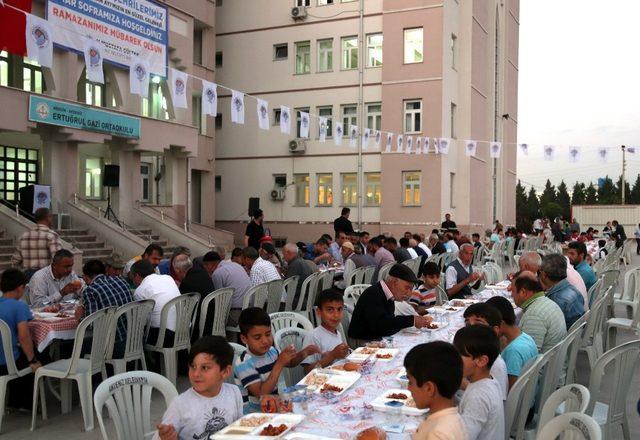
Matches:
[[156, 424, 177, 440], [468, 272, 482, 283], [74, 305, 85, 321], [329, 343, 350, 360], [29, 361, 42, 373], [60, 281, 82, 295], [42, 304, 61, 313], [276, 345, 298, 366], [413, 314, 434, 328], [300, 344, 320, 358]]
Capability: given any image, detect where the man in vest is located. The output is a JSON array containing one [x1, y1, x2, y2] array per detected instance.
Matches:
[[337, 241, 376, 289], [445, 243, 484, 300]]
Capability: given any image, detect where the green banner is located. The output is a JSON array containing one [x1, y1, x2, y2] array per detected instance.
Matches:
[[28, 95, 140, 139]]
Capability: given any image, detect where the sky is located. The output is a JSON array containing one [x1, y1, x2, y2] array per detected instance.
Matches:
[[517, 0, 640, 191]]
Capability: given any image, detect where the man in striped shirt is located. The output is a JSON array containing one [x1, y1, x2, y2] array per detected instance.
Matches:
[[242, 246, 280, 287], [11, 208, 62, 277]]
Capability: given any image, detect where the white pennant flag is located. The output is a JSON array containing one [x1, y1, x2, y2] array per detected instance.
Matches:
[[299, 111, 310, 138], [256, 99, 269, 130], [349, 125, 358, 148], [280, 106, 291, 134], [543, 145, 555, 161], [129, 58, 150, 98], [423, 137, 431, 154], [415, 137, 422, 154], [362, 128, 370, 150], [334, 122, 344, 146], [465, 140, 477, 157], [519, 143, 529, 156], [438, 138, 451, 155], [568, 146, 581, 163], [230, 90, 245, 124], [597, 147, 608, 163], [385, 133, 393, 153], [489, 141, 502, 159], [169, 68, 188, 109], [396, 134, 404, 153], [201, 80, 217, 116], [83, 38, 105, 84], [374, 130, 382, 149], [319, 117, 328, 142], [405, 136, 414, 154], [25, 14, 53, 68]]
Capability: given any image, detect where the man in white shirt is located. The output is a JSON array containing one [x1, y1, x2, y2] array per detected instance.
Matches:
[[242, 246, 281, 286], [445, 244, 484, 300], [130, 259, 181, 346]]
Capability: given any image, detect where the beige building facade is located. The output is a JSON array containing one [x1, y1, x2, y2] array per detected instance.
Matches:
[[215, 0, 519, 243]]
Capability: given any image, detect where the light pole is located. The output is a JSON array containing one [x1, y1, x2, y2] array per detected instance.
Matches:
[[622, 145, 626, 205]]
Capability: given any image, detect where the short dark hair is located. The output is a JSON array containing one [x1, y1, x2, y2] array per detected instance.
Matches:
[[341, 207, 350, 216], [130, 259, 155, 278], [598, 239, 606, 247], [316, 288, 344, 308], [399, 237, 410, 247], [231, 247, 243, 258], [0, 268, 27, 292], [143, 243, 164, 257], [453, 325, 500, 368], [242, 246, 259, 260], [404, 341, 463, 398], [422, 262, 440, 277], [369, 237, 382, 248], [513, 276, 542, 293], [359, 231, 369, 238], [463, 303, 502, 328], [253, 208, 263, 218], [316, 238, 329, 247], [320, 234, 332, 243], [238, 307, 271, 335], [202, 251, 222, 263], [82, 259, 105, 278], [412, 234, 422, 242], [189, 335, 234, 369], [472, 233, 480, 239], [52, 249, 74, 263], [385, 236, 398, 246], [567, 241, 587, 257], [486, 296, 517, 326], [34, 208, 50, 222]]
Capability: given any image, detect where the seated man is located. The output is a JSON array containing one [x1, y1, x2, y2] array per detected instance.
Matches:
[[428, 234, 447, 255], [303, 238, 333, 266], [282, 243, 315, 306], [27, 249, 84, 308], [130, 259, 181, 346], [445, 243, 484, 300], [567, 241, 597, 292], [337, 241, 375, 290], [538, 254, 585, 329], [348, 264, 433, 344], [383, 237, 412, 263], [242, 246, 281, 286], [123, 243, 164, 277], [368, 236, 395, 280], [202, 251, 251, 328]]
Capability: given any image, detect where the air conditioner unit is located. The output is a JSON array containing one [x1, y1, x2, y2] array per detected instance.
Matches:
[[270, 187, 286, 201], [288, 139, 306, 153], [291, 6, 307, 20]]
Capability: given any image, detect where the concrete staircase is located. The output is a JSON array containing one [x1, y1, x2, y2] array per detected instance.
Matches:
[[128, 227, 176, 258], [56, 228, 113, 264], [0, 231, 15, 272]]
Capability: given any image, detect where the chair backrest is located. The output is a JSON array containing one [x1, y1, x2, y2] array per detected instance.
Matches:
[[274, 326, 309, 386], [282, 276, 300, 311], [362, 265, 376, 285], [559, 320, 587, 386], [587, 339, 640, 421], [598, 269, 620, 297], [538, 384, 590, 430], [534, 339, 564, 417], [435, 285, 448, 306], [94, 371, 178, 440], [199, 288, 234, 338], [110, 300, 155, 361], [243, 283, 269, 309], [304, 273, 328, 315], [67, 308, 114, 376], [377, 261, 395, 282], [343, 284, 370, 312], [319, 270, 334, 291], [153, 293, 200, 350], [0, 319, 20, 376], [228, 342, 247, 384], [265, 279, 284, 314], [269, 311, 314, 333], [536, 412, 601, 440], [296, 272, 321, 312], [582, 291, 608, 350], [505, 354, 544, 439], [619, 267, 640, 302], [348, 266, 367, 286]]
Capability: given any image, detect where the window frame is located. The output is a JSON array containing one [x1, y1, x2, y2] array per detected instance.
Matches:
[[341, 104, 358, 130], [274, 43, 288, 61], [341, 36, 358, 70], [402, 171, 422, 206], [451, 33, 458, 69], [317, 38, 333, 72], [366, 33, 383, 68], [295, 107, 310, 138], [364, 172, 381, 206], [404, 27, 424, 64], [341, 173, 357, 207], [294, 173, 310, 206], [366, 102, 382, 131], [316, 173, 334, 207], [295, 41, 311, 74], [317, 106, 333, 137], [450, 102, 457, 139], [404, 99, 422, 134]]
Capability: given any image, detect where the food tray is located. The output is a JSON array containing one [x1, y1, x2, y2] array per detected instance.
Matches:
[[451, 299, 480, 307], [296, 370, 361, 395], [431, 305, 463, 314], [421, 321, 448, 332], [347, 347, 399, 362], [212, 413, 305, 439], [370, 388, 428, 416]]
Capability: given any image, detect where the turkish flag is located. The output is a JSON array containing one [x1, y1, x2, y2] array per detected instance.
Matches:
[[0, 0, 33, 56]]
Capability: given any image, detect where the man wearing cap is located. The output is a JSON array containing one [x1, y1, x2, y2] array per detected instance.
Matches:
[[337, 241, 375, 290], [348, 264, 433, 344], [105, 254, 125, 278]]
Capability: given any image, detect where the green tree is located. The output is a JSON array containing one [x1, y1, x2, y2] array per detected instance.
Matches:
[[571, 182, 586, 205], [539, 179, 557, 209], [515, 180, 530, 232], [629, 175, 640, 204], [542, 202, 563, 220], [557, 180, 571, 220], [615, 175, 631, 204], [585, 182, 598, 204], [527, 187, 541, 220], [597, 176, 617, 204]]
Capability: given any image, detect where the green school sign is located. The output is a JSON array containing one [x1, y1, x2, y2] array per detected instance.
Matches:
[[28, 96, 140, 139]]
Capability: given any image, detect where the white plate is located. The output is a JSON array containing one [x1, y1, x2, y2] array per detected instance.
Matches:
[[370, 388, 428, 416], [371, 348, 399, 362], [213, 414, 305, 439], [450, 299, 480, 307], [431, 306, 463, 314], [421, 321, 448, 332], [396, 368, 408, 386], [33, 312, 59, 318], [296, 371, 331, 391], [297, 369, 361, 395]]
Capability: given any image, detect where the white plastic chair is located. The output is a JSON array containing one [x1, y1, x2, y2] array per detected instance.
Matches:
[[505, 355, 543, 440], [295, 272, 321, 313], [614, 267, 640, 319], [535, 412, 601, 440], [228, 342, 247, 384], [538, 384, 590, 430], [198, 288, 234, 338], [362, 266, 376, 285], [347, 266, 367, 286], [226, 283, 269, 336], [533, 340, 564, 419], [587, 339, 640, 440], [605, 292, 640, 350], [105, 300, 155, 375], [0, 319, 35, 433], [558, 320, 587, 386], [274, 326, 309, 387], [343, 284, 370, 313], [282, 275, 299, 311], [94, 370, 178, 440], [578, 290, 609, 370], [265, 279, 284, 314], [144, 293, 200, 386], [269, 311, 314, 333], [435, 285, 449, 306], [587, 278, 603, 307], [377, 261, 395, 282], [31, 307, 114, 431]]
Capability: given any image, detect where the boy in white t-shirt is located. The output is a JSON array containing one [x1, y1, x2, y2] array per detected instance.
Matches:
[[155, 336, 243, 440], [302, 289, 350, 373], [453, 325, 505, 440]]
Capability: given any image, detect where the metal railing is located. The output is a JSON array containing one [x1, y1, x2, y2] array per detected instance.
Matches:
[[0, 198, 36, 222], [137, 202, 217, 246]]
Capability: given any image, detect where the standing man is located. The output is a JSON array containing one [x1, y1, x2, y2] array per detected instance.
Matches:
[[441, 213, 457, 231], [12, 208, 62, 279], [611, 220, 627, 248], [333, 207, 354, 235], [445, 243, 484, 300], [634, 223, 640, 255], [244, 208, 265, 251]]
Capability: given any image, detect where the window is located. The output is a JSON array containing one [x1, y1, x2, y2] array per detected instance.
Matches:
[[79, 69, 106, 107], [403, 171, 421, 206], [84, 157, 103, 199], [215, 175, 221, 192], [192, 96, 207, 135], [23, 58, 45, 93], [193, 27, 203, 65], [451, 34, 457, 69], [449, 172, 456, 208], [450, 102, 457, 139], [297, 0, 310, 5], [215, 51, 223, 67], [317, 174, 333, 206], [295, 41, 311, 74], [319, 0, 334, 4], [274, 174, 287, 187], [366, 103, 381, 131], [317, 106, 333, 137], [0, 51, 8, 87], [140, 163, 151, 202], [341, 36, 358, 70], [341, 173, 357, 206], [294, 174, 310, 206], [342, 105, 357, 129], [404, 100, 422, 133], [0, 146, 38, 202], [317, 39, 333, 72], [215, 114, 222, 129], [142, 76, 169, 120], [295, 107, 309, 138], [274, 43, 288, 60], [273, 108, 281, 125], [404, 28, 424, 63], [365, 172, 381, 205], [366, 33, 383, 67]]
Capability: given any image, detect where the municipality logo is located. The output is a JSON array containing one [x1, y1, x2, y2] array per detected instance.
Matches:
[[31, 25, 49, 48], [205, 87, 216, 104], [175, 78, 185, 95], [134, 63, 147, 81], [35, 102, 49, 119], [88, 46, 101, 67]]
